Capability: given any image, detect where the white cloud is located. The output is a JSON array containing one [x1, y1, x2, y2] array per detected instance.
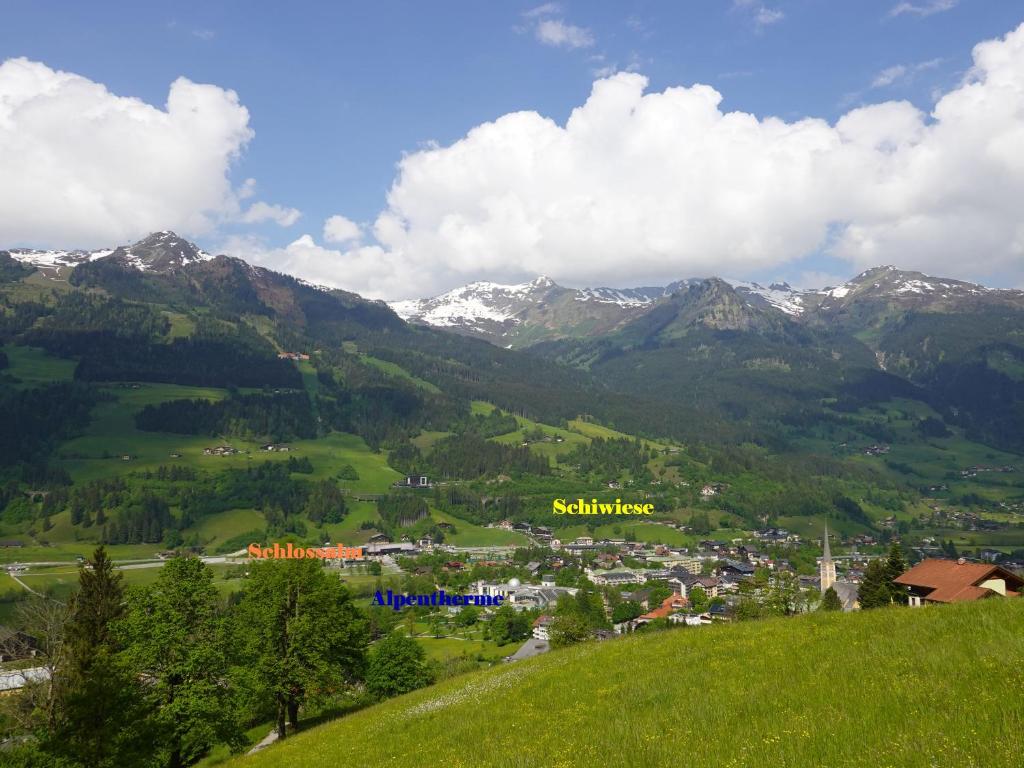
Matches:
[[888, 0, 957, 18], [192, 28, 215, 41], [0, 57, 253, 248], [226, 233, 391, 296], [535, 19, 595, 49], [871, 58, 941, 88], [270, 22, 1024, 300], [523, 3, 561, 18], [871, 65, 908, 88], [238, 177, 257, 200], [240, 201, 301, 227], [323, 214, 362, 244], [732, 1, 784, 30], [755, 7, 784, 27]]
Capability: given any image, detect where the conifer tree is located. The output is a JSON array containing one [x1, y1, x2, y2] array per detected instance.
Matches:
[[820, 586, 842, 611], [883, 541, 909, 605], [857, 559, 891, 609], [47, 546, 148, 768]]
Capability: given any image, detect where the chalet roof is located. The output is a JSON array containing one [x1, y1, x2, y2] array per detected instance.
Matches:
[[894, 559, 1024, 603], [639, 595, 687, 620]]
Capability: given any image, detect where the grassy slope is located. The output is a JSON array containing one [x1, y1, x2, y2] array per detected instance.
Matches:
[[225, 599, 1024, 768], [2, 344, 77, 386]]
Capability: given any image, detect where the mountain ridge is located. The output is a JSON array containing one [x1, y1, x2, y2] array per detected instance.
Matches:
[[389, 265, 1024, 347]]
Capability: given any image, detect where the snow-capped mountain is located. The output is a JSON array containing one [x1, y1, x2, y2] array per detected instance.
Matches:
[[388, 274, 817, 344], [822, 265, 997, 301], [389, 266, 1024, 347], [8, 231, 213, 277], [724, 280, 811, 316], [806, 266, 1024, 322], [390, 276, 678, 344], [8, 246, 115, 275], [391, 276, 560, 331]]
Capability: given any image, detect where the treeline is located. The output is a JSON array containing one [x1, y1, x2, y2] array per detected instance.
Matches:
[[101, 493, 172, 545], [433, 486, 523, 528], [136, 391, 316, 442], [389, 433, 550, 481], [463, 408, 519, 438], [179, 461, 310, 522], [2, 551, 438, 767], [30, 292, 170, 339], [0, 251, 34, 282], [377, 494, 429, 528], [19, 461, 348, 547], [0, 381, 98, 475], [74, 336, 302, 388], [561, 437, 651, 479], [69, 478, 128, 526], [313, 362, 464, 450]]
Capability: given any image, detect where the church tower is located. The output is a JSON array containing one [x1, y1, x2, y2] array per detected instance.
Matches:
[[819, 523, 837, 593]]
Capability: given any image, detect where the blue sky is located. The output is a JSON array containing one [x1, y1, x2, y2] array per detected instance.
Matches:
[[2, 1, 1024, 297]]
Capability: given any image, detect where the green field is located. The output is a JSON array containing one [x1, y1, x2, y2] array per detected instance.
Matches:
[[429, 510, 530, 547], [414, 634, 508, 665], [12, 562, 248, 603], [223, 599, 1024, 768], [1, 345, 77, 386], [0, 541, 171, 566], [192, 508, 265, 550], [360, 355, 442, 393], [45, 379, 401, 490]]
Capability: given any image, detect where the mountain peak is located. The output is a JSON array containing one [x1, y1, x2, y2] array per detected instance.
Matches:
[[827, 264, 992, 302], [118, 231, 212, 272]]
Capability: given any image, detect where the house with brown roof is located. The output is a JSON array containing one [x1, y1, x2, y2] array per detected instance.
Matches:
[[635, 595, 688, 625], [894, 558, 1024, 606]]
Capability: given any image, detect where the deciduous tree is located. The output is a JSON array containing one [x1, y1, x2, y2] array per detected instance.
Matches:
[[232, 558, 368, 740], [366, 632, 432, 698], [121, 557, 241, 768]]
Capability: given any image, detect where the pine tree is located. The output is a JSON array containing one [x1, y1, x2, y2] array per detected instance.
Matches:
[[857, 559, 891, 609], [820, 586, 842, 611], [47, 546, 149, 767], [883, 541, 909, 605]]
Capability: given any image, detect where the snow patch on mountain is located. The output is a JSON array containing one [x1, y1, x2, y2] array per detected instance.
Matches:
[[9, 247, 114, 270], [574, 287, 660, 307], [390, 279, 547, 328], [725, 279, 808, 316]]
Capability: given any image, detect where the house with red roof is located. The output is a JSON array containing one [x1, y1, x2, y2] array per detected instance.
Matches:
[[635, 595, 688, 625], [894, 558, 1024, 606]]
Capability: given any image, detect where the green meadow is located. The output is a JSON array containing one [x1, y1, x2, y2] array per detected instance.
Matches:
[[223, 598, 1024, 768], [2, 344, 77, 386], [360, 354, 442, 393], [429, 510, 529, 547]]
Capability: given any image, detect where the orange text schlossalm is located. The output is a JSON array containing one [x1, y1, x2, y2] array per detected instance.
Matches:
[[247, 542, 364, 559]]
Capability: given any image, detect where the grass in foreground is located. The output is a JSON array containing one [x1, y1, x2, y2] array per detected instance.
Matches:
[[224, 598, 1024, 768]]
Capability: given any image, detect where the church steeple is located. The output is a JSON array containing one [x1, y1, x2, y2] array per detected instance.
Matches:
[[820, 523, 837, 593]]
